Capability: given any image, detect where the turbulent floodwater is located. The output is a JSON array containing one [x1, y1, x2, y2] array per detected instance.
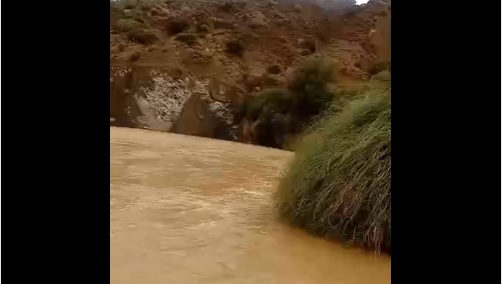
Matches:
[[110, 127, 391, 284]]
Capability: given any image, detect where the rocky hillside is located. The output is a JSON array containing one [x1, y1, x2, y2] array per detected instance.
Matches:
[[110, 0, 390, 145]]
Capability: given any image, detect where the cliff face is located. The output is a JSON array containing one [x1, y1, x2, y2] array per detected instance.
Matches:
[[110, 0, 390, 142]]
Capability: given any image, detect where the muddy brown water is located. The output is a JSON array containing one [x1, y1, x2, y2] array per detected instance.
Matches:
[[110, 127, 390, 284]]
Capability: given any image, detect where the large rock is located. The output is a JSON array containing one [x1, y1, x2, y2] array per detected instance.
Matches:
[[171, 93, 236, 141]]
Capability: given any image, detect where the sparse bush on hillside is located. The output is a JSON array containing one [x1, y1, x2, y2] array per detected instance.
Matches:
[[167, 18, 189, 35], [290, 57, 337, 87], [243, 89, 295, 147], [244, 88, 293, 121], [113, 0, 149, 23], [275, 85, 391, 253], [287, 57, 337, 119], [225, 40, 245, 57], [128, 28, 158, 44], [175, 33, 198, 46]]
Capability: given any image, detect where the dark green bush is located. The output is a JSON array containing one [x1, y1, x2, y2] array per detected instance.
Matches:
[[245, 89, 292, 119], [242, 58, 338, 148], [288, 58, 336, 117]]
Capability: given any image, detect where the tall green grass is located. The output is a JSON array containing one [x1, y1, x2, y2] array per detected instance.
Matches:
[[275, 83, 391, 253]]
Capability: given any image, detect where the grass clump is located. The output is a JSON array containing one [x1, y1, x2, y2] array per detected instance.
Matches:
[[275, 84, 391, 253]]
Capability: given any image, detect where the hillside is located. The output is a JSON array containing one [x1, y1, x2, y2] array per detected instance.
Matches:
[[109, 0, 390, 145]]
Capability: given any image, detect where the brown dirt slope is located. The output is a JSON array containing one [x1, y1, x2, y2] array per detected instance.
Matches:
[[110, 0, 390, 139]]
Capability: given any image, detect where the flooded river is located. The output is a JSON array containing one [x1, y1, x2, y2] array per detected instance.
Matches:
[[110, 127, 391, 284]]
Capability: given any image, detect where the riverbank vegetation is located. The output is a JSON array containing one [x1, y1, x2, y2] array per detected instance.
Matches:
[[240, 57, 339, 148], [275, 74, 391, 253]]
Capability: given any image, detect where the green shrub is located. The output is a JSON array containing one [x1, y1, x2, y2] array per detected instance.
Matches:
[[289, 57, 337, 90], [244, 88, 293, 121], [275, 85, 391, 253], [287, 57, 336, 121]]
